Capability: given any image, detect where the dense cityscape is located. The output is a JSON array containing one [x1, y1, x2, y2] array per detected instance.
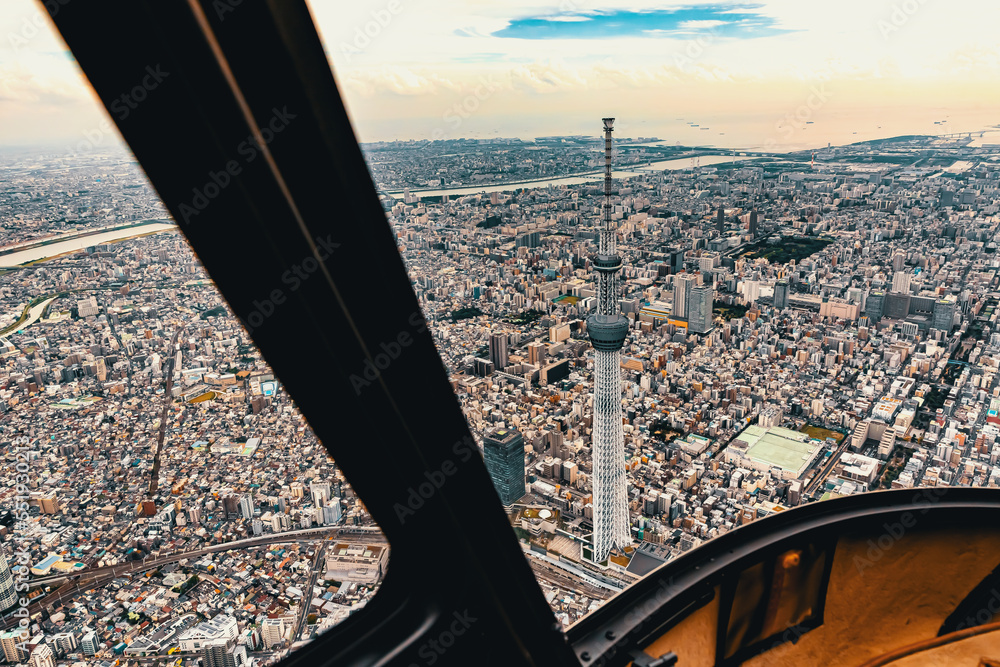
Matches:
[[0, 124, 999, 666]]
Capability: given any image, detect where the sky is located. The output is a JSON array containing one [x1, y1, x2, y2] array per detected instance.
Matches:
[[1, 0, 999, 150]]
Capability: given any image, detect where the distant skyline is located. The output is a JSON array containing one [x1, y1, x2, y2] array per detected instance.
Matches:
[[1, 1, 999, 150]]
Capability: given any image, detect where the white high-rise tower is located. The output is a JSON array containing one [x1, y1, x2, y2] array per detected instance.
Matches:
[[0, 545, 17, 612], [673, 273, 697, 319], [586, 118, 630, 563]]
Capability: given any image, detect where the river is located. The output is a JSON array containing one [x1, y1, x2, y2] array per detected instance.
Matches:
[[0, 222, 177, 268], [0, 296, 58, 336], [387, 155, 757, 198]]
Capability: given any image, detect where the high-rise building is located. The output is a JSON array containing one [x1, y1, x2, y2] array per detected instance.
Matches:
[[716, 205, 725, 234], [0, 545, 17, 613], [310, 482, 331, 507], [866, 291, 885, 322], [29, 643, 55, 667], [261, 618, 287, 649], [81, 629, 99, 656], [1, 630, 27, 663], [698, 253, 719, 273], [884, 292, 911, 320], [892, 270, 912, 294], [932, 299, 957, 332], [323, 503, 341, 525], [238, 495, 253, 520], [482, 428, 526, 506], [271, 513, 291, 532], [586, 118, 631, 563], [773, 279, 790, 310], [223, 495, 240, 517], [687, 285, 715, 334], [472, 358, 494, 377], [52, 632, 77, 656], [749, 208, 759, 237], [39, 495, 59, 514], [669, 248, 685, 273], [892, 253, 906, 273], [489, 332, 508, 371], [515, 231, 541, 248], [540, 359, 571, 386], [526, 341, 545, 367], [203, 637, 248, 667], [203, 638, 232, 667], [672, 274, 696, 319]]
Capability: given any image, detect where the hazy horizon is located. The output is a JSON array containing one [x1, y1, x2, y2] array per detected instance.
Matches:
[[1, 0, 998, 151]]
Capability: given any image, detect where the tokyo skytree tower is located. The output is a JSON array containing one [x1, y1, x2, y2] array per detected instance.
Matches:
[[587, 118, 630, 563]]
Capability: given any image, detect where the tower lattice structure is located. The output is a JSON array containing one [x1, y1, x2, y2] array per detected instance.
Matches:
[[586, 118, 630, 563]]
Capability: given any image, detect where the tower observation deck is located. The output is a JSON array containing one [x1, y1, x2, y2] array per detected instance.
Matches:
[[586, 117, 630, 563]]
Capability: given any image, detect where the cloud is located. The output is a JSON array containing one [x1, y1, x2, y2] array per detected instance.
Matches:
[[678, 20, 728, 29], [509, 62, 588, 93], [938, 45, 1000, 76], [492, 6, 791, 40], [0, 65, 90, 106], [340, 67, 467, 98], [544, 15, 595, 22]]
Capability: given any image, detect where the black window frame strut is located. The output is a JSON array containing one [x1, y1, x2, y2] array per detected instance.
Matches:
[[44, 1, 578, 665]]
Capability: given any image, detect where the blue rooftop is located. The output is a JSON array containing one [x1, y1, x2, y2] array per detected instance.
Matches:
[[34, 554, 62, 569]]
